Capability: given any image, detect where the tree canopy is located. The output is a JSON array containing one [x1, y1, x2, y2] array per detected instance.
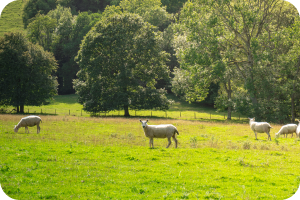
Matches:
[[0, 32, 58, 113], [74, 13, 171, 116], [172, 0, 300, 122]]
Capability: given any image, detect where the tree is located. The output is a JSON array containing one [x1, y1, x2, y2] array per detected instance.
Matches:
[[74, 13, 171, 116], [0, 32, 58, 113], [27, 5, 102, 94], [119, 0, 172, 31], [27, 13, 57, 51], [172, 0, 300, 122], [22, 0, 57, 28]]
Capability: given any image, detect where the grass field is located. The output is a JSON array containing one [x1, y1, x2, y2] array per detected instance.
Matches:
[[0, 0, 24, 37], [1, 95, 300, 199]]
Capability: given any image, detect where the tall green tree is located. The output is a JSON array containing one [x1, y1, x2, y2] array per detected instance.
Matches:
[[27, 5, 102, 94], [22, 0, 57, 28], [172, 0, 300, 122], [119, 0, 172, 31], [0, 32, 58, 113], [74, 13, 171, 116]]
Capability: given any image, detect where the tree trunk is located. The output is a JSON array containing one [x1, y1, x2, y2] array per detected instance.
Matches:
[[124, 105, 130, 117], [224, 79, 232, 120], [20, 104, 24, 113], [291, 82, 296, 123], [17, 106, 19, 113]]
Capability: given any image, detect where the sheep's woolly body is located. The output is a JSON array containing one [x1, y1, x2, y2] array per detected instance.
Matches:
[[249, 118, 272, 141], [140, 120, 179, 148], [14, 115, 42, 133], [275, 124, 297, 138]]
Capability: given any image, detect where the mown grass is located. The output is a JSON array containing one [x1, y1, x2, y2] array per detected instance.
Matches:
[[1, 115, 300, 199], [0, 0, 24, 37]]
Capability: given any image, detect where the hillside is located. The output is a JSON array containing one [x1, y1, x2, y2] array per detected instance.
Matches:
[[0, 0, 24, 37]]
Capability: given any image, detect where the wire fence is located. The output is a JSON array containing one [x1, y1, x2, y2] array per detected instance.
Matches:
[[20, 107, 246, 122]]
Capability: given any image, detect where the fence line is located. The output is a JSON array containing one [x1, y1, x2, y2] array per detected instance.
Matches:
[[23, 107, 245, 121]]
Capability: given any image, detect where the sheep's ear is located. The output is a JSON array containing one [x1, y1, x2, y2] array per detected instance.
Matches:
[[146, 119, 148, 123], [253, 117, 255, 120], [139, 119, 142, 123]]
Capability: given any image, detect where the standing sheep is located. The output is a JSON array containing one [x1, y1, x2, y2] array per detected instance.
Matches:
[[248, 117, 272, 141], [140, 120, 179, 148], [275, 124, 297, 138], [14, 115, 42, 133]]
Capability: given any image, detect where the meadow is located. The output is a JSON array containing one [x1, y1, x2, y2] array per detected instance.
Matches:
[[1, 95, 300, 199], [0, 0, 24, 37]]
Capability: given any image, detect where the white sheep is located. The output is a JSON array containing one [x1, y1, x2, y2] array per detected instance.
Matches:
[[248, 117, 272, 141], [296, 120, 300, 138], [14, 115, 42, 133], [140, 119, 179, 148], [275, 124, 297, 138]]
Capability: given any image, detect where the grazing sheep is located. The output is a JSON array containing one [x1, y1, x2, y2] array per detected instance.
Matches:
[[248, 117, 272, 141], [296, 120, 300, 138], [140, 120, 179, 148], [275, 124, 297, 138], [14, 115, 42, 133]]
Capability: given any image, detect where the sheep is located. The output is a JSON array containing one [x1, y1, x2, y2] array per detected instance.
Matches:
[[140, 119, 179, 148], [296, 120, 300, 138], [14, 115, 42, 133], [275, 124, 297, 138], [248, 117, 272, 141]]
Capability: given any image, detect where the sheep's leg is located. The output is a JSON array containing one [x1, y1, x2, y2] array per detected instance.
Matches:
[[172, 135, 178, 148], [37, 125, 40, 134], [166, 137, 171, 148], [25, 127, 28, 133], [267, 132, 271, 141], [149, 138, 154, 148], [254, 131, 257, 140]]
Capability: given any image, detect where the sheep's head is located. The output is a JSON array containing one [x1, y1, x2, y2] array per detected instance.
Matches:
[[13, 125, 18, 133], [248, 117, 255, 123], [139, 120, 148, 128]]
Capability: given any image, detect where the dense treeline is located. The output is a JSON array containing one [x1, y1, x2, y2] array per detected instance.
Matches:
[[1, 0, 300, 121]]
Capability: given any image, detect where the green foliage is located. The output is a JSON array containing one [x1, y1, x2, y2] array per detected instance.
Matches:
[[75, 13, 171, 116], [119, 0, 172, 31], [0, 32, 58, 113], [172, 0, 300, 122], [22, 0, 111, 28], [27, 13, 57, 51], [161, 0, 187, 13], [22, 0, 57, 28]]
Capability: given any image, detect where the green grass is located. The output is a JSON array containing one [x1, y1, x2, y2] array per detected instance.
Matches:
[[0, 0, 25, 37], [1, 114, 300, 199]]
